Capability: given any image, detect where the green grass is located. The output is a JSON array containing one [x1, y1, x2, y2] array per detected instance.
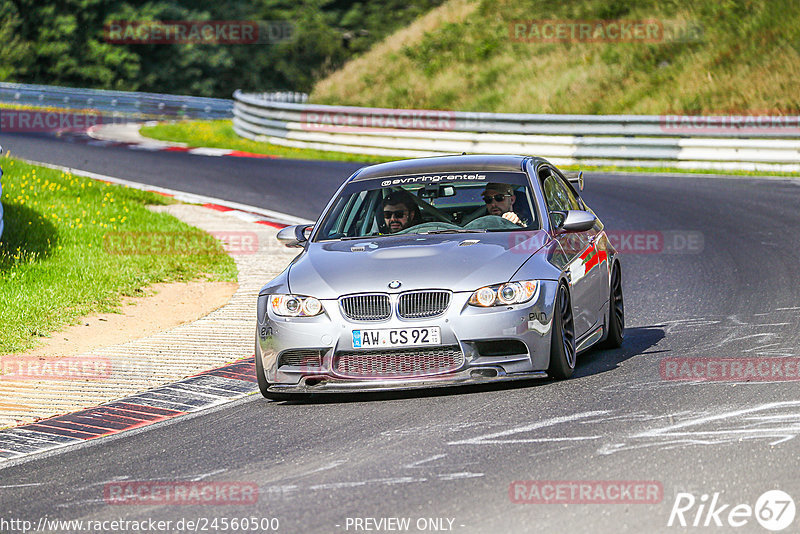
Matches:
[[312, 0, 800, 115], [140, 120, 393, 164], [139, 119, 799, 178], [0, 156, 237, 354]]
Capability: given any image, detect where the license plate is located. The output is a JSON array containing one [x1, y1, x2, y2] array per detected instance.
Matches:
[[352, 327, 441, 349]]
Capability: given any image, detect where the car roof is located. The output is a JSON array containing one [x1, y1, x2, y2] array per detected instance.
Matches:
[[350, 154, 546, 182]]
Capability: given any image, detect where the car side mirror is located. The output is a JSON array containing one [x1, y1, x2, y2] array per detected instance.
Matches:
[[555, 210, 596, 233], [277, 224, 313, 248]]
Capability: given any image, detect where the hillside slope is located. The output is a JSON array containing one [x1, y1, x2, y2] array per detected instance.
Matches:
[[311, 0, 800, 114]]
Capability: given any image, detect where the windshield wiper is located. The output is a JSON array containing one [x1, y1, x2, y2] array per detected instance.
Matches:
[[421, 229, 487, 235], [337, 235, 382, 240]]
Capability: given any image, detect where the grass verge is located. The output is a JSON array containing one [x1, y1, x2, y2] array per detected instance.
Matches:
[[312, 0, 800, 115], [140, 119, 799, 178], [0, 156, 237, 354], [140, 120, 393, 164]]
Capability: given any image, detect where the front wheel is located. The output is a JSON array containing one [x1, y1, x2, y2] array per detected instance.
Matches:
[[548, 282, 576, 379], [600, 262, 624, 349]]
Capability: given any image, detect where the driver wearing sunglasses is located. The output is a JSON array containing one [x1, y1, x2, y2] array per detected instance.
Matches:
[[482, 183, 524, 226], [382, 190, 421, 233]]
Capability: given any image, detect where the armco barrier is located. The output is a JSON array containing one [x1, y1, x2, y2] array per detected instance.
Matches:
[[233, 90, 800, 172], [0, 82, 233, 120]]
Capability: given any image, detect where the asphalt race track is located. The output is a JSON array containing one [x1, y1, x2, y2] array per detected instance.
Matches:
[[2, 131, 800, 532]]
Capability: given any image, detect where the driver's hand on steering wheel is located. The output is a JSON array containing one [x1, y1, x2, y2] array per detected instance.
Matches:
[[502, 211, 523, 226]]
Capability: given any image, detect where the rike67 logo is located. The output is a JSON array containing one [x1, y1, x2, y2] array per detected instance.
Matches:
[[668, 490, 796, 531]]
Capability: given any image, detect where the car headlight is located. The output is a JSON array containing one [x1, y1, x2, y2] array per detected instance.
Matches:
[[270, 294, 324, 317], [468, 280, 539, 307]]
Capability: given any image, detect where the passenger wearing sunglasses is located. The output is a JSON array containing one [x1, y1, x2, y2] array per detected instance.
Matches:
[[382, 190, 421, 233], [482, 183, 524, 226]]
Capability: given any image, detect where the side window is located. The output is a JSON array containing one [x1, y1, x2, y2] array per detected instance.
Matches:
[[336, 190, 369, 236], [543, 174, 580, 210], [542, 175, 567, 212], [541, 168, 582, 229], [553, 173, 581, 210]]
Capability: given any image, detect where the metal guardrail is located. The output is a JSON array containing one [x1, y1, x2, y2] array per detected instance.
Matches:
[[233, 90, 800, 172], [0, 82, 233, 120], [251, 91, 309, 104]]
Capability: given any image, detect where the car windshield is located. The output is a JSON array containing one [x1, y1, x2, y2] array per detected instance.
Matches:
[[315, 171, 539, 241]]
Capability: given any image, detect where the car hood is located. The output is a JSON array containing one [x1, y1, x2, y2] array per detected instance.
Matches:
[[288, 231, 549, 298]]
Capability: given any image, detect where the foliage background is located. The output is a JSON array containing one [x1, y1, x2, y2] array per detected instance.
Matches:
[[312, 0, 800, 114], [0, 0, 446, 97]]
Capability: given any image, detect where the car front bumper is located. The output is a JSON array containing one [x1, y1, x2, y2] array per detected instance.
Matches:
[[265, 368, 549, 394], [256, 281, 559, 392]]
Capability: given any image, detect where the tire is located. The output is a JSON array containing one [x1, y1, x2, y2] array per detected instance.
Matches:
[[255, 337, 291, 401], [548, 282, 576, 379], [600, 262, 624, 349]]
